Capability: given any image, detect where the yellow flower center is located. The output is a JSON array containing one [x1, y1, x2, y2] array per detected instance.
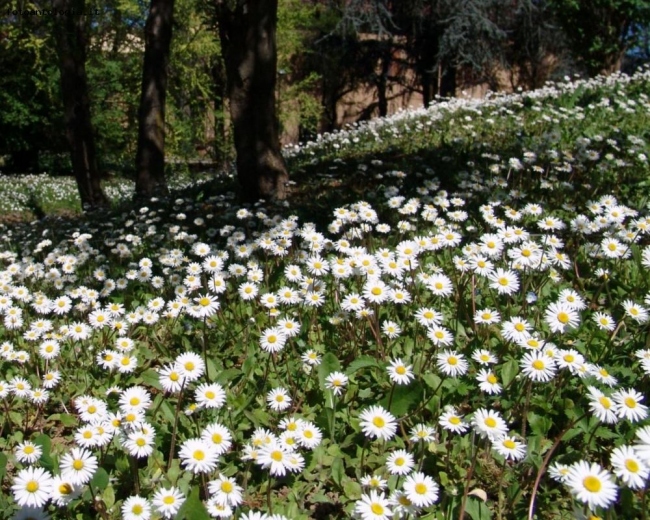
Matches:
[[185, 362, 195, 371], [583, 476, 601, 493], [373, 416, 385, 428], [487, 374, 498, 384], [170, 372, 179, 381], [130, 397, 140, 406], [498, 277, 508, 286], [24, 445, 34, 454], [532, 360, 545, 370], [396, 366, 406, 375], [163, 496, 175, 504], [564, 354, 574, 363], [448, 356, 458, 365], [132, 504, 143, 514], [371, 504, 385, 515], [450, 416, 461, 425], [271, 450, 283, 462], [625, 397, 637, 409], [193, 450, 204, 461], [503, 439, 516, 449], [212, 433, 223, 444], [557, 312, 570, 324], [371, 287, 382, 296], [221, 481, 233, 493], [415, 483, 427, 494], [26, 481, 39, 493], [206, 391, 215, 399], [515, 323, 525, 332], [481, 313, 491, 320], [59, 483, 73, 494], [73, 460, 84, 471], [485, 417, 497, 428], [625, 459, 640, 473]]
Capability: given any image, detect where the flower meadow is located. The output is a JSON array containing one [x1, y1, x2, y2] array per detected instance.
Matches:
[[1, 69, 650, 520]]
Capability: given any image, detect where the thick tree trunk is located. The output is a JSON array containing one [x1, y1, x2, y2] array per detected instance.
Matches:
[[216, 0, 289, 203], [135, 0, 174, 200], [52, 0, 108, 210]]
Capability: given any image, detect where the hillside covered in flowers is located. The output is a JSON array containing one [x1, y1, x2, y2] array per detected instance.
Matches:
[[1, 69, 650, 519]]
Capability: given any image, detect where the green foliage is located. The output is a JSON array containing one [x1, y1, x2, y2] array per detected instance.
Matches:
[[0, 1, 66, 167], [549, 0, 650, 76]]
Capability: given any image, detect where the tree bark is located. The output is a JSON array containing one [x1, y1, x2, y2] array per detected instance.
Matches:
[[216, 0, 289, 203], [52, 0, 108, 210], [135, 0, 175, 200]]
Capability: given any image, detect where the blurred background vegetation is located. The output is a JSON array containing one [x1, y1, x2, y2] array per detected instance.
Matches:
[[1, 0, 650, 176]]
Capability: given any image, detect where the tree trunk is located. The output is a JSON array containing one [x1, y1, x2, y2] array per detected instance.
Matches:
[[52, 0, 108, 210], [216, 0, 289, 203], [135, 0, 175, 200]]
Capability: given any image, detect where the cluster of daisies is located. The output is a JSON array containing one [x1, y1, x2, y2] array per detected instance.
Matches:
[[0, 70, 650, 519]]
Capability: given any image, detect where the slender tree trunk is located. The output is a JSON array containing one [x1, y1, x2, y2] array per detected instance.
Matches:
[[216, 0, 289, 203], [440, 63, 456, 98], [52, 0, 108, 210], [211, 58, 229, 171], [135, 0, 174, 200], [376, 44, 391, 118]]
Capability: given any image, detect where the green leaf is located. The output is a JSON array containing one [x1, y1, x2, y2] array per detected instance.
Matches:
[[318, 352, 341, 389], [0, 452, 7, 482], [381, 382, 423, 416], [47, 413, 78, 428], [215, 368, 241, 385], [465, 496, 493, 520], [91, 467, 110, 491], [527, 412, 553, 437], [167, 459, 181, 485], [422, 373, 442, 391], [103, 485, 115, 510], [177, 486, 211, 520], [140, 368, 163, 390], [159, 399, 177, 425], [342, 478, 362, 500], [500, 358, 519, 387], [33, 433, 51, 456], [331, 456, 344, 487], [345, 355, 380, 375]]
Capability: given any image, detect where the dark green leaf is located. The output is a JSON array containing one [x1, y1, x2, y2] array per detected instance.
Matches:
[[91, 467, 110, 491], [318, 352, 341, 389], [331, 456, 344, 487], [381, 382, 423, 416], [465, 496, 493, 520], [345, 356, 380, 375], [140, 368, 163, 390], [177, 486, 211, 520], [0, 452, 7, 482], [500, 359, 519, 387]]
